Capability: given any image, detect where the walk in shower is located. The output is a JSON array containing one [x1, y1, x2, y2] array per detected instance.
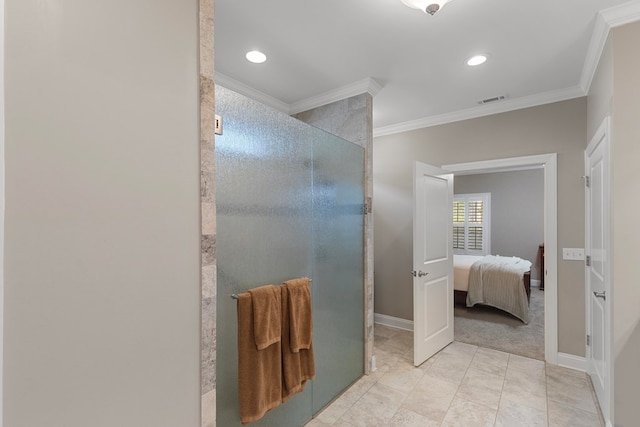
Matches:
[[215, 85, 365, 426]]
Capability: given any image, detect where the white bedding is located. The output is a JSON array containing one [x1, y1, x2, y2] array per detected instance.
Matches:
[[466, 255, 533, 323], [453, 255, 483, 291]]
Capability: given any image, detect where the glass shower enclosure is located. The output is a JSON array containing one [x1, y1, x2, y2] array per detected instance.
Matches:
[[215, 85, 365, 426]]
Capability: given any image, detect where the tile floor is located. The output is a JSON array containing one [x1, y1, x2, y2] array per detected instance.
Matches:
[[306, 325, 604, 427]]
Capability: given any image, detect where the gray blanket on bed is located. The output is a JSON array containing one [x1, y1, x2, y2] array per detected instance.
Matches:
[[466, 255, 532, 324]]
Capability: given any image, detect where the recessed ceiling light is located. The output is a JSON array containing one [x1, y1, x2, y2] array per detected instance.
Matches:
[[246, 50, 267, 64], [467, 55, 487, 66]]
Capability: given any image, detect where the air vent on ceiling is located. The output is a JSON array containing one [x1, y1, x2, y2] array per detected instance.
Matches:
[[478, 95, 506, 105]]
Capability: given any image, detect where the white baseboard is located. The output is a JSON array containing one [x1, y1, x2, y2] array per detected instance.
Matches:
[[557, 352, 588, 372], [374, 313, 414, 332], [531, 279, 541, 288]]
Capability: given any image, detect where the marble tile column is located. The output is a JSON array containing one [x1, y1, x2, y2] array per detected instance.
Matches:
[[200, 0, 216, 426], [293, 93, 375, 374]]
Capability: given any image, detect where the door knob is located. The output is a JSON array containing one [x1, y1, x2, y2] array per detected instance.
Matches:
[[593, 291, 606, 300], [411, 270, 429, 277]]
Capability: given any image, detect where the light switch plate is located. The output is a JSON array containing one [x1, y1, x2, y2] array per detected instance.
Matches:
[[563, 247, 585, 261]]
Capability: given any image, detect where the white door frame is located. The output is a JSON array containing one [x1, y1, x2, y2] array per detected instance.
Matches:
[[1, 0, 6, 423], [443, 153, 558, 364], [585, 117, 612, 424]]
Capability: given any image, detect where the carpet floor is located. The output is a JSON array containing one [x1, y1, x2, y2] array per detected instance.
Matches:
[[454, 287, 545, 360]]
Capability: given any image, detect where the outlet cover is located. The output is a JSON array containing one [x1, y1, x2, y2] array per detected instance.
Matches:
[[563, 248, 585, 261]]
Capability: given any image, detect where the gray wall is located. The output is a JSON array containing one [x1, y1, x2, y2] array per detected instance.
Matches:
[[4, 1, 201, 426], [588, 21, 640, 426], [373, 97, 587, 356], [454, 169, 544, 280]]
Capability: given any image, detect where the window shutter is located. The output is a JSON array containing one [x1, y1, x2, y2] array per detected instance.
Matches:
[[468, 201, 483, 223], [452, 194, 490, 255], [453, 226, 465, 249], [468, 226, 483, 250]]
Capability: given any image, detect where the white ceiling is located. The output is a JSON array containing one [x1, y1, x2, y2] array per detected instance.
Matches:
[[214, 0, 636, 135]]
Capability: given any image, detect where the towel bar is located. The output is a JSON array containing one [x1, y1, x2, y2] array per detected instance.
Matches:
[[231, 279, 312, 299]]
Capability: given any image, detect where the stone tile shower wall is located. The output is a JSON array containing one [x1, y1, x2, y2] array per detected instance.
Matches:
[[293, 94, 375, 374], [200, 0, 216, 426]]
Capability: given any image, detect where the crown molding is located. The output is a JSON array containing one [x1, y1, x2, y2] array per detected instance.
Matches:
[[289, 78, 383, 114], [373, 85, 584, 137], [214, 74, 383, 116], [600, 0, 640, 27], [579, 13, 610, 93], [580, 0, 640, 93], [214, 72, 290, 113]]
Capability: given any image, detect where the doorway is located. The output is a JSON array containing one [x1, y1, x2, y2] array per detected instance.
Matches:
[[452, 168, 544, 359], [443, 153, 558, 363]]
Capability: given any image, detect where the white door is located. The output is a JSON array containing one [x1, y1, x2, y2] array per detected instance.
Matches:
[[413, 161, 454, 366], [585, 118, 611, 422]]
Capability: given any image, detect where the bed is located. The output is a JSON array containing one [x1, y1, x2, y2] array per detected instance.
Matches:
[[454, 254, 532, 323]]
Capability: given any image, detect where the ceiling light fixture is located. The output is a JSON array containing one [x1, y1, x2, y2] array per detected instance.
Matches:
[[246, 50, 267, 64], [467, 55, 487, 66], [401, 0, 451, 15]]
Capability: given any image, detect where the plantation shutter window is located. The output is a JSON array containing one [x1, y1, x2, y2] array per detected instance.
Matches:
[[452, 193, 491, 255]]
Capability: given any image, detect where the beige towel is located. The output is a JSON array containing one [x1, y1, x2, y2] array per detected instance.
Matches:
[[237, 291, 282, 424], [248, 284, 281, 350], [281, 278, 315, 401]]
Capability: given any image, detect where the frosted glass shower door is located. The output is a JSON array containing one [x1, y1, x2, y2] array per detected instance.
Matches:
[[311, 137, 364, 413], [215, 85, 364, 427]]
